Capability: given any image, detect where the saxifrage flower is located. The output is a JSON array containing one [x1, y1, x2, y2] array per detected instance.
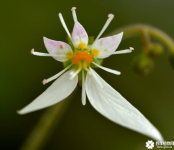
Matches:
[[18, 7, 163, 141]]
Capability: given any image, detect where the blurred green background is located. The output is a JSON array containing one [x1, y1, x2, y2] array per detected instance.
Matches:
[[0, 0, 174, 150]]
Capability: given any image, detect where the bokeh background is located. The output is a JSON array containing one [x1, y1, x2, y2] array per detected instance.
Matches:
[[0, 0, 174, 150]]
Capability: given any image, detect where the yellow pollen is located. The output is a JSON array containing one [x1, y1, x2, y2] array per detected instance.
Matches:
[[72, 51, 93, 64], [78, 43, 86, 49], [66, 52, 73, 59], [104, 49, 108, 52], [92, 49, 99, 56]]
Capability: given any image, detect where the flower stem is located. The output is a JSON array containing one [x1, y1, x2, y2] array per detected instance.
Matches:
[[109, 24, 174, 53], [20, 87, 78, 150]]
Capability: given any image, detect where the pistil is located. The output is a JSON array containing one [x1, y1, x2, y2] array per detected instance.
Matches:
[[72, 51, 93, 64]]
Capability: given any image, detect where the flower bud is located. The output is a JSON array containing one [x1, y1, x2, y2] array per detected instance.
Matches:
[[132, 55, 153, 75], [147, 43, 164, 58]]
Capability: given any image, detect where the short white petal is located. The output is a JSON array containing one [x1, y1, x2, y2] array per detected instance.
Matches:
[[72, 22, 88, 48], [18, 70, 78, 114], [43, 37, 73, 62], [91, 32, 123, 58], [86, 70, 163, 141]]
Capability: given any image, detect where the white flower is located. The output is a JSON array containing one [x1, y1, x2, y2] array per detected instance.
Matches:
[[18, 7, 163, 141]]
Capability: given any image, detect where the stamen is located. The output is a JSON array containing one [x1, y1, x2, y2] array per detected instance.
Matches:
[[93, 14, 114, 44], [112, 47, 134, 55], [71, 7, 82, 44], [71, 7, 78, 23], [71, 7, 76, 11], [42, 79, 47, 85], [69, 62, 82, 80], [129, 47, 134, 50], [43, 64, 73, 84], [92, 62, 121, 75], [108, 14, 114, 18], [82, 70, 86, 105], [89, 67, 103, 88], [58, 13, 72, 40], [31, 49, 34, 54], [31, 49, 67, 58], [112, 49, 132, 55]]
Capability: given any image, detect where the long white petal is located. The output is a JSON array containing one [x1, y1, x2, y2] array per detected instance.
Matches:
[[82, 70, 86, 105], [18, 70, 78, 114], [86, 70, 163, 141], [89, 68, 103, 88]]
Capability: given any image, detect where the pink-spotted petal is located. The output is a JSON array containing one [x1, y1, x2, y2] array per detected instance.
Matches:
[[43, 37, 73, 62], [91, 32, 123, 58], [72, 22, 88, 48]]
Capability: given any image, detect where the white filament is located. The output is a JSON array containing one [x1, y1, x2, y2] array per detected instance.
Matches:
[[44, 64, 73, 84], [92, 62, 121, 75], [58, 13, 72, 40], [84, 68, 91, 75], [32, 51, 66, 58], [69, 63, 82, 80], [69, 69, 81, 80], [72, 8, 78, 23], [93, 14, 114, 44], [112, 49, 132, 55]]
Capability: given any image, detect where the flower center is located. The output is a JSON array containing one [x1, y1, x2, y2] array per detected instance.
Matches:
[[72, 51, 93, 64]]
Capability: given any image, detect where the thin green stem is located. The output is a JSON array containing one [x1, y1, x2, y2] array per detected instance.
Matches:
[[109, 24, 174, 53], [20, 87, 78, 150]]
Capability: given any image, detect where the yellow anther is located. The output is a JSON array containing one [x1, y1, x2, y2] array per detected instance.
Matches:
[[92, 49, 99, 57], [78, 43, 86, 49], [104, 49, 108, 52], [66, 52, 73, 59]]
